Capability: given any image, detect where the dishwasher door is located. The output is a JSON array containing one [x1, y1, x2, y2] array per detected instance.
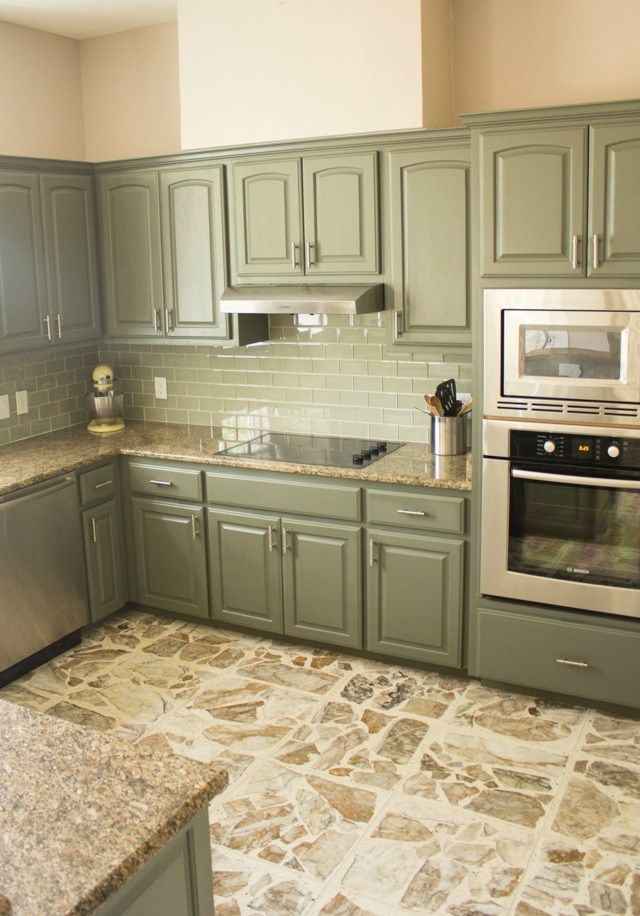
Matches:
[[0, 475, 88, 673]]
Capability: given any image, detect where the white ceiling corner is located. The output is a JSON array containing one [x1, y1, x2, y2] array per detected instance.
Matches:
[[0, 0, 177, 40]]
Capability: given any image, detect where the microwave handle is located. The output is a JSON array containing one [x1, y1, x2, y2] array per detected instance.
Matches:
[[511, 468, 640, 490]]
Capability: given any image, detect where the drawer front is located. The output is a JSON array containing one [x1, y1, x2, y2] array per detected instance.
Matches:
[[129, 461, 203, 502], [367, 489, 465, 534], [476, 607, 640, 709], [79, 462, 118, 506], [206, 472, 361, 521]]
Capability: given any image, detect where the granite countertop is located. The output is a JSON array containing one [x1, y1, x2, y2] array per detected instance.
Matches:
[[0, 699, 227, 916], [0, 421, 472, 496]]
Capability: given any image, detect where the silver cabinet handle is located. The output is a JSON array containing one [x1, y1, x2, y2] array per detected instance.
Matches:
[[556, 657, 589, 669], [592, 234, 600, 269], [267, 525, 276, 552], [290, 242, 299, 270], [55, 313, 63, 338], [149, 479, 173, 487], [394, 311, 404, 339], [91, 517, 97, 543], [93, 480, 113, 490], [571, 234, 580, 270], [396, 508, 427, 517], [511, 468, 640, 490], [165, 308, 174, 332], [282, 526, 289, 555], [154, 308, 162, 332], [43, 315, 52, 341], [191, 515, 199, 539], [305, 241, 315, 267], [368, 538, 376, 567]]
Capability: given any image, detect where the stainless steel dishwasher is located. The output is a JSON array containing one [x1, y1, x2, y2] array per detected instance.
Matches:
[[0, 475, 88, 684]]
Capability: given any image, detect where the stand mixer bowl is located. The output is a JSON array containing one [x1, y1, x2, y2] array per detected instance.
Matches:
[[86, 386, 124, 425]]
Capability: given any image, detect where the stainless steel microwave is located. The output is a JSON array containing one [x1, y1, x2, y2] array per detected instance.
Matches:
[[484, 289, 640, 425]]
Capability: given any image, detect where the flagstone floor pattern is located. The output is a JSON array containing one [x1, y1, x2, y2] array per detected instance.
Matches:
[[2, 610, 639, 915]]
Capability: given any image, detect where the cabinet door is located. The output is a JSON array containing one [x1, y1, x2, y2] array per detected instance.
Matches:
[[588, 122, 640, 277], [160, 166, 230, 339], [207, 507, 282, 633], [82, 499, 126, 622], [480, 127, 586, 277], [0, 171, 48, 353], [98, 171, 164, 338], [232, 158, 303, 278], [367, 529, 463, 667], [40, 173, 100, 343], [302, 152, 379, 275], [132, 497, 208, 618], [389, 145, 471, 348], [282, 518, 362, 648]]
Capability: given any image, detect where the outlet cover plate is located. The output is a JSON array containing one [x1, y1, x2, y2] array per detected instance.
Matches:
[[16, 390, 28, 415], [154, 376, 168, 400], [0, 394, 9, 420]]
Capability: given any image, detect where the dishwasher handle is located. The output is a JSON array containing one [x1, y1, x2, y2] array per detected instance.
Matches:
[[0, 475, 75, 507]]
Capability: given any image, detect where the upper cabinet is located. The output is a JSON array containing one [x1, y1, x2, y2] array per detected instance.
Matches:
[[231, 151, 379, 281], [388, 142, 471, 349]]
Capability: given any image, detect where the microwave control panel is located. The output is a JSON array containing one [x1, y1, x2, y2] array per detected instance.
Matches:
[[511, 430, 640, 469]]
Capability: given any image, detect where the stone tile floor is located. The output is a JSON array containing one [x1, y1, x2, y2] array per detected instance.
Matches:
[[2, 609, 640, 915]]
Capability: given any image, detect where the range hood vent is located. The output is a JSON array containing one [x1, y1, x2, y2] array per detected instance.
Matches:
[[220, 284, 384, 315]]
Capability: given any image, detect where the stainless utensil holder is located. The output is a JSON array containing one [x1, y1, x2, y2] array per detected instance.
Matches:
[[430, 415, 469, 456]]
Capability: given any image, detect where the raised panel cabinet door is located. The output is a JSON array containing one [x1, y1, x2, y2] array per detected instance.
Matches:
[[40, 173, 100, 343], [366, 529, 463, 667], [207, 507, 283, 633], [589, 122, 640, 277], [302, 152, 379, 275], [480, 127, 587, 277], [160, 166, 230, 339], [132, 497, 208, 618], [0, 171, 48, 353], [98, 171, 164, 337], [282, 518, 362, 648], [82, 499, 126, 622], [389, 145, 471, 348], [232, 158, 303, 277]]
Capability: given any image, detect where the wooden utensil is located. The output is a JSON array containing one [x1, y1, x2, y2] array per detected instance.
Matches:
[[457, 397, 473, 416], [424, 394, 444, 416]]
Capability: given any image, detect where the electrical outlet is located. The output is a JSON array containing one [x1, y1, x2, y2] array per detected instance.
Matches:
[[0, 394, 9, 420], [16, 389, 28, 415], [154, 376, 168, 400]]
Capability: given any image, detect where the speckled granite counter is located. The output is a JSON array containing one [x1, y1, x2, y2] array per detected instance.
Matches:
[[0, 421, 472, 496], [0, 698, 227, 916]]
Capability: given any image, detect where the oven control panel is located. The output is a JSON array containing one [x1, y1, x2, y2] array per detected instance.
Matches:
[[511, 430, 640, 468]]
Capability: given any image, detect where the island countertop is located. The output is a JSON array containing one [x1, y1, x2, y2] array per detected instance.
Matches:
[[0, 699, 227, 916], [0, 420, 472, 497]]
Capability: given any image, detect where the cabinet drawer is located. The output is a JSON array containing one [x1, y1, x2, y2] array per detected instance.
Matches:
[[129, 461, 203, 502], [476, 607, 640, 709], [206, 471, 361, 521], [367, 489, 465, 534], [79, 462, 118, 506]]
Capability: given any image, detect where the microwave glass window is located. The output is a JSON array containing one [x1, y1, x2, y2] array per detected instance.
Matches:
[[508, 473, 640, 589], [521, 327, 623, 380]]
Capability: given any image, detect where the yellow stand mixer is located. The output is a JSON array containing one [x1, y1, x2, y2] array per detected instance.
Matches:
[[86, 364, 125, 435]]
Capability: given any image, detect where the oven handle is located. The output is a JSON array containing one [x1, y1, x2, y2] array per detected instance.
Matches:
[[511, 468, 640, 490]]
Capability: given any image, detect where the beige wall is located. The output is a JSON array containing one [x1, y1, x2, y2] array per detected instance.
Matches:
[[80, 22, 180, 161], [178, 0, 424, 150], [0, 20, 85, 160], [421, 0, 453, 128], [452, 0, 640, 118]]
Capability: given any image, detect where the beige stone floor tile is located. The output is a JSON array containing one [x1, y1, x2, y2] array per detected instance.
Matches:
[[315, 890, 392, 914], [236, 657, 346, 696], [0, 682, 59, 711], [580, 709, 640, 768], [212, 846, 322, 915], [139, 624, 253, 671], [336, 662, 467, 721]]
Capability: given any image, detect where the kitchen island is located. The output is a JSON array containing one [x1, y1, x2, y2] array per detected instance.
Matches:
[[0, 699, 227, 915]]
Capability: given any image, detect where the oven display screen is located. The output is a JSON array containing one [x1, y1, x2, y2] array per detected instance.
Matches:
[[572, 437, 594, 459]]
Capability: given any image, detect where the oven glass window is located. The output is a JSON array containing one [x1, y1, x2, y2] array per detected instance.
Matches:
[[521, 327, 623, 380], [509, 473, 640, 589]]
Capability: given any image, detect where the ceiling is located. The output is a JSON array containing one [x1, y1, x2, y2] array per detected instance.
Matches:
[[0, 0, 177, 40]]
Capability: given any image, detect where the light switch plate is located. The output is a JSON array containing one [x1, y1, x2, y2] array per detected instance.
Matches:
[[16, 389, 28, 415], [0, 394, 9, 420], [154, 376, 168, 400]]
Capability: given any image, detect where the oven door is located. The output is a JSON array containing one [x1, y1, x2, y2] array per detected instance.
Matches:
[[481, 458, 640, 618], [502, 309, 640, 403]]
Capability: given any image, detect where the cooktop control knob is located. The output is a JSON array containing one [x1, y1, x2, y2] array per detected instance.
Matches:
[[352, 453, 364, 465], [543, 440, 556, 454], [377, 442, 388, 452], [607, 443, 621, 459]]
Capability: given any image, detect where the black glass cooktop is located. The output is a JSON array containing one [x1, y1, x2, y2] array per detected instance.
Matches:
[[220, 433, 404, 468]]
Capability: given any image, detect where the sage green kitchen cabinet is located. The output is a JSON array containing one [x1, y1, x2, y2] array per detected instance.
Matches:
[[388, 143, 471, 348], [98, 171, 164, 338], [232, 158, 303, 278], [367, 529, 463, 666], [0, 171, 49, 353], [40, 173, 100, 342], [82, 499, 126, 622], [479, 127, 586, 277], [588, 122, 640, 277], [160, 166, 230, 339], [302, 152, 379, 275], [207, 507, 283, 633], [132, 497, 208, 618], [282, 518, 362, 648]]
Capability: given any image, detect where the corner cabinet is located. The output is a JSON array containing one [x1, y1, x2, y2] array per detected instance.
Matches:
[[387, 141, 471, 349]]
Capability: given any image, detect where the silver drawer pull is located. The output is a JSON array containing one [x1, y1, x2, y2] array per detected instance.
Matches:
[[91, 517, 97, 543], [93, 480, 113, 490], [556, 657, 589, 669], [149, 479, 173, 487], [396, 508, 427, 517], [191, 515, 199, 539], [267, 525, 276, 552]]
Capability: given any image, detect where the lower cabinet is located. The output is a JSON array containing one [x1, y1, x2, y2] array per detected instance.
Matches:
[[366, 529, 464, 666], [82, 499, 127, 623], [132, 497, 208, 618], [207, 507, 283, 633]]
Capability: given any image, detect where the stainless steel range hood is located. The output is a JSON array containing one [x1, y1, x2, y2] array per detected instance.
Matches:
[[220, 284, 384, 315]]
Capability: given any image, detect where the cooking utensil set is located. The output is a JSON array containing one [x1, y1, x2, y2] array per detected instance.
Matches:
[[423, 379, 473, 418]]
